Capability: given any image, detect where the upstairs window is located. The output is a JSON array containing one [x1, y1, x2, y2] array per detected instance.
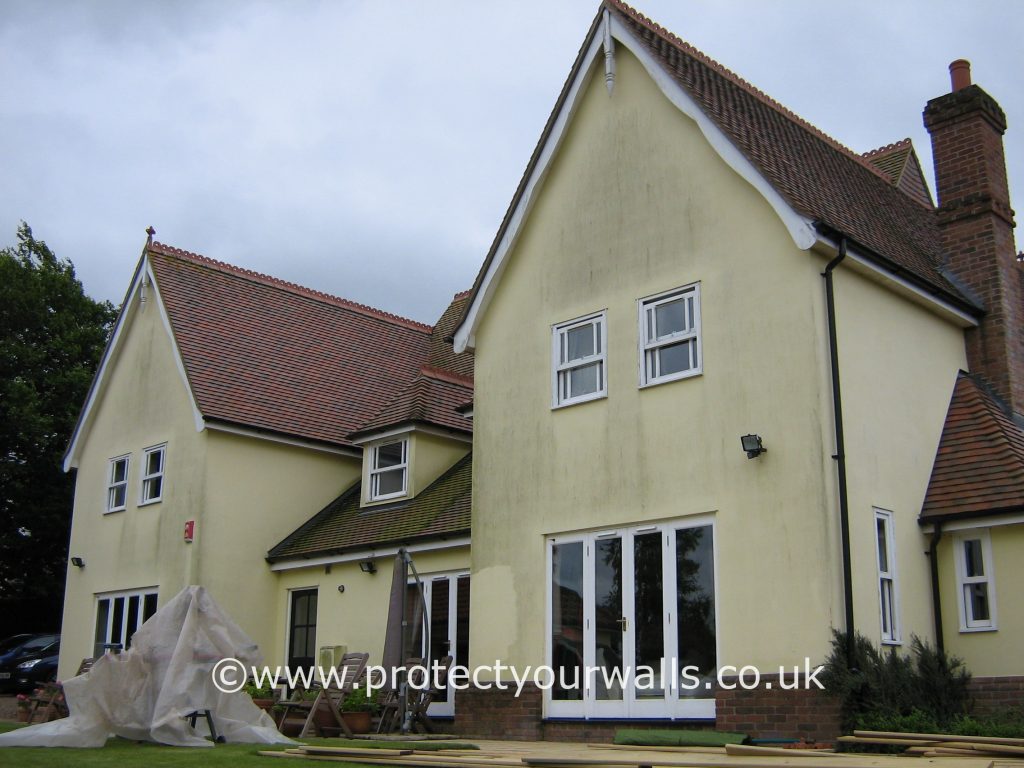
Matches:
[[874, 509, 900, 644], [639, 284, 701, 386], [955, 530, 997, 631], [107, 455, 130, 513], [140, 445, 166, 505], [552, 312, 607, 408], [370, 439, 408, 500]]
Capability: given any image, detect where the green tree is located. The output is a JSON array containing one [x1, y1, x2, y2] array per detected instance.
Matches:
[[0, 222, 116, 627]]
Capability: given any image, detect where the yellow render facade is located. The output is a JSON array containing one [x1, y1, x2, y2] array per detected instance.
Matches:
[[936, 523, 1024, 676], [59, 270, 359, 679], [467, 44, 968, 700]]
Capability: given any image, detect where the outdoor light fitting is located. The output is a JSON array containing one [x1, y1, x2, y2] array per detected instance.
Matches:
[[359, 560, 377, 574], [70, 556, 86, 568], [741, 434, 767, 459]]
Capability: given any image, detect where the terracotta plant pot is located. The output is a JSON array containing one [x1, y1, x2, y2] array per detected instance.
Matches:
[[341, 710, 372, 734], [17, 709, 30, 723]]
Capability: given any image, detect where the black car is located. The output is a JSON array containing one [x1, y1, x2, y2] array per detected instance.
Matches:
[[0, 633, 60, 692], [11, 650, 60, 692]]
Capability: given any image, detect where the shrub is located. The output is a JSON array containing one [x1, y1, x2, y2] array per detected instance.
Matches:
[[820, 629, 971, 736]]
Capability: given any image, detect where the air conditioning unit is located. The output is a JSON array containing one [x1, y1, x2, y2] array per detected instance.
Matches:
[[319, 644, 347, 669]]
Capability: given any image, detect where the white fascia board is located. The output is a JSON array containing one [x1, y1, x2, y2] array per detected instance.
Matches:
[[350, 423, 472, 446], [452, 17, 815, 354], [268, 536, 472, 572], [921, 513, 1024, 534], [63, 255, 149, 471], [815, 236, 979, 328], [63, 254, 212, 472], [204, 421, 361, 458], [145, 261, 206, 434]]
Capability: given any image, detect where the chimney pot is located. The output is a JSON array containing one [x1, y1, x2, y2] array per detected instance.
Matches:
[[949, 59, 971, 92]]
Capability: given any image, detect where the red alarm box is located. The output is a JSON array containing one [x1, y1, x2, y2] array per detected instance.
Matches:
[[184, 519, 195, 543]]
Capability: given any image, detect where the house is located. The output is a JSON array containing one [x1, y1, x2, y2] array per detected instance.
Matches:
[[59, 238, 473, 690], [58, 0, 1022, 742], [451, 0, 1022, 741]]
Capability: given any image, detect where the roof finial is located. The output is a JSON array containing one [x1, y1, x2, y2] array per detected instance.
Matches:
[[146, 226, 156, 244], [603, 9, 616, 94]]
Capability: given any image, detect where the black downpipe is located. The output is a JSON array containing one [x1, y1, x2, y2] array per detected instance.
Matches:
[[928, 523, 945, 654], [823, 238, 856, 663]]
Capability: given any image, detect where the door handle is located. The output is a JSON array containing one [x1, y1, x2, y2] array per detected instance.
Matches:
[[617, 617, 628, 631]]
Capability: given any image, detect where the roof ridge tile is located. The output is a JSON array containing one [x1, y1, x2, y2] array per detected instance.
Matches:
[[862, 138, 914, 159], [148, 240, 432, 333], [420, 365, 474, 387]]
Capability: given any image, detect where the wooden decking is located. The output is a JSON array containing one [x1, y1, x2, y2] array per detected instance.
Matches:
[[259, 738, 1024, 768]]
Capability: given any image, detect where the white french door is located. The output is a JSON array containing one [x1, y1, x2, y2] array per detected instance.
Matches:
[[547, 518, 716, 720], [409, 572, 470, 718]]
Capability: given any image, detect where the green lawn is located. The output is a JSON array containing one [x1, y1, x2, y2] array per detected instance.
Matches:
[[0, 723, 475, 767]]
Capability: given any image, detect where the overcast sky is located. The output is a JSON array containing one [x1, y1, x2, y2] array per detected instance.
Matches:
[[2, 1, 1022, 325]]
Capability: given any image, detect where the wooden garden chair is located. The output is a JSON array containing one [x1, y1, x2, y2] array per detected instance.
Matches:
[[408, 654, 452, 734], [27, 657, 95, 724], [277, 651, 369, 738]]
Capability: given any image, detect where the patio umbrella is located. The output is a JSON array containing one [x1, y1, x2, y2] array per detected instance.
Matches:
[[380, 552, 408, 692], [378, 549, 429, 733]]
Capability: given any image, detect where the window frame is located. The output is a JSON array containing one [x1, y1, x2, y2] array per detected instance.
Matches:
[[552, 311, 608, 409], [873, 508, 901, 645], [369, 438, 409, 501], [139, 444, 166, 506], [94, 587, 158, 657], [106, 454, 131, 513], [638, 283, 702, 388], [954, 529, 997, 632]]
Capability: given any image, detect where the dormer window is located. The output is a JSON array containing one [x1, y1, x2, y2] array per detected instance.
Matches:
[[370, 439, 408, 501]]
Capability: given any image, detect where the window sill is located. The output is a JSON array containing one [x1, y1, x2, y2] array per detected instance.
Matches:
[[959, 624, 997, 633], [104, 507, 126, 515], [138, 498, 162, 507], [881, 638, 902, 646], [639, 369, 702, 389], [552, 392, 607, 410]]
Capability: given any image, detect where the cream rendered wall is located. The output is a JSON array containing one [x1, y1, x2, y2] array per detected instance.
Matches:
[[202, 431, 359, 664], [833, 268, 966, 651], [938, 524, 1024, 676], [272, 547, 470, 668], [60, 287, 207, 679], [469, 48, 841, 676]]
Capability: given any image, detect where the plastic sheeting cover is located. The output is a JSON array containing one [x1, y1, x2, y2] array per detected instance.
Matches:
[[0, 585, 295, 748]]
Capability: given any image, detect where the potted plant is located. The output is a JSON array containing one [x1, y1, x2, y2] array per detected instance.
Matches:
[[15, 694, 31, 723], [339, 686, 378, 734], [242, 680, 278, 713]]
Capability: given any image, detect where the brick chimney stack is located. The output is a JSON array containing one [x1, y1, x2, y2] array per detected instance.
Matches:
[[924, 60, 1024, 415]]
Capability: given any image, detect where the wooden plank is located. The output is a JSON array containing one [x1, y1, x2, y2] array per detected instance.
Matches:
[[838, 737, 942, 747], [942, 744, 1024, 756], [589, 745, 728, 754], [854, 732, 1024, 748], [725, 745, 842, 758], [299, 747, 415, 757]]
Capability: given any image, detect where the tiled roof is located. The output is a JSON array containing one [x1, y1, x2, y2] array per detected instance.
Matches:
[[149, 242, 443, 448], [457, 1, 978, 335], [428, 291, 474, 380], [350, 367, 474, 439], [862, 140, 934, 208], [267, 453, 472, 561], [920, 373, 1024, 522]]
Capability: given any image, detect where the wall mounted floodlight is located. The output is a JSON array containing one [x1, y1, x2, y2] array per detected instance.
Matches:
[[359, 560, 377, 574], [741, 434, 767, 459], [70, 556, 85, 568]]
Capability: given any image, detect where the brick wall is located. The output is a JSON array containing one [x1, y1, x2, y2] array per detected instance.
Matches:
[[924, 79, 1024, 416], [452, 679, 841, 743], [714, 673, 841, 743], [969, 676, 1024, 715]]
